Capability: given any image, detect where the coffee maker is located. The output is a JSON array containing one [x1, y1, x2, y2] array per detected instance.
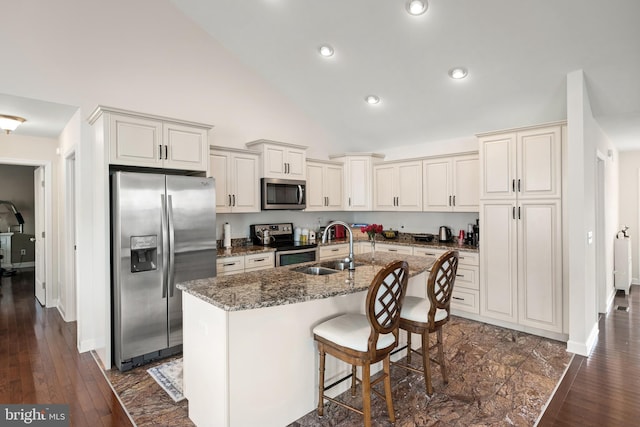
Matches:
[[465, 220, 479, 247]]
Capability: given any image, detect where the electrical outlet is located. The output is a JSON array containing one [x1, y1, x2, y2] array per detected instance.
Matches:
[[20, 249, 26, 255]]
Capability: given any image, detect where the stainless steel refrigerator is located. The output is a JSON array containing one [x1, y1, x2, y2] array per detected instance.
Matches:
[[111, 171, 216, 371]]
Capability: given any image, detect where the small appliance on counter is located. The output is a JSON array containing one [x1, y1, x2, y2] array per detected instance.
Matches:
[[464, 220, 480, 246], [438, 226, 453, 242]]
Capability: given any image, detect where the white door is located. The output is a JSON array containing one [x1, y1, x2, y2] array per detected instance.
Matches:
[[34, 166, 46, 305]]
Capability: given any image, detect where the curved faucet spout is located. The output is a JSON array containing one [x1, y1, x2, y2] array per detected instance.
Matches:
[[322, 220, 355, 270]]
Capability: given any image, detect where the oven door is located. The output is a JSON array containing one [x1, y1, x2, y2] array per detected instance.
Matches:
[[276, 247, 318, 267]]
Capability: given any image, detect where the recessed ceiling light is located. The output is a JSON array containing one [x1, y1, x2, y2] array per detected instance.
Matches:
[[365, 95, 381, 105], [448, 67, 468, 79], [406, 0, 428, 16], [318, 45, 334, 57]]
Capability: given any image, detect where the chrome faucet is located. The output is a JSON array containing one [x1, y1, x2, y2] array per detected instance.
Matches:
[[322, 220, 355, 271]]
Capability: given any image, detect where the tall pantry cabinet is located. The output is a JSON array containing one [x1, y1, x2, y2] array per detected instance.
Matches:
[[478, 123, 564, 334]]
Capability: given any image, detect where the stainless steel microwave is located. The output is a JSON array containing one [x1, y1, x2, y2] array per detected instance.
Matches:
[[261, 178, 306, 210]]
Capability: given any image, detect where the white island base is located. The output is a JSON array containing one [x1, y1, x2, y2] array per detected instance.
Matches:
[[182, 271, 426, 427]]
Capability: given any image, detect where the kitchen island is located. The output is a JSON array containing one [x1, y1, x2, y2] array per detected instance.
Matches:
[[177, 251, 435, 427]]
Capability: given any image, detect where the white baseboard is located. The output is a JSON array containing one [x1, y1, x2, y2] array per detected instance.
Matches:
[[566, 322, 599, 356], [78, 338, 97, 354]]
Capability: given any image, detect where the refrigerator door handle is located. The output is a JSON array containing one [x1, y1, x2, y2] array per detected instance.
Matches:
[[167, 194, 176, 297], [161, 194, 169, 298]]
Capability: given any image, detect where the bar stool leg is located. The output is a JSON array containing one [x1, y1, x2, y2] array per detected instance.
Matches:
[[422, 331, 433, 396], [351, 365, 357, 397], [437, 328, 448, 384], [362, 363, 372, 427], [317, 347, 325, 416], [383, 356, 395, 422], [407, 331, 412, 363]]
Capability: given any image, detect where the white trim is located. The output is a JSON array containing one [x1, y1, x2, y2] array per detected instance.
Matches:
[[566, 322, 599, 356], [0, 157, 53, 308], [534, 353, 576, 426]]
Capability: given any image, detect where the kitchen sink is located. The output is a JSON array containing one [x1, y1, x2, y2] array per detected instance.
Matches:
[[316, 260, 365, 271], [292, 266, 339, 276]]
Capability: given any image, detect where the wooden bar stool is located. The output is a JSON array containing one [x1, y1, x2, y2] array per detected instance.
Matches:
[[397, 250, 458, 395], [313, 260, 409, 427]]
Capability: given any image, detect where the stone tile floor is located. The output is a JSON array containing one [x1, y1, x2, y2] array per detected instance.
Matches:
[[100, 316, 572, 426]]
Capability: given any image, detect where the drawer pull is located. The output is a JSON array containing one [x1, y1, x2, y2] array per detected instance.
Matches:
[[331, 248, 339, 252], [388, 249, 397, 252], [223, 262, 237, 267], [452, 296, 464, 301], [251, 258, 266, 262], [456, 274, 464, 278]]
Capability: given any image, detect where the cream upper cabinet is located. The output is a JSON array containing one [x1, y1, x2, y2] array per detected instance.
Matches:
[[423, 154, 479, 212], [209, 147, 260, 213], [479, 125, 561, 200], [246, 139, 307, 180], [306, 159, 343, 211], [329, 154, 384, 211], [89, 107, 210, 172], [373, 160, 422, 211]]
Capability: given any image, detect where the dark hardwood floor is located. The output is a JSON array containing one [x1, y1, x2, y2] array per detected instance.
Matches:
[[3, 267, 640, 426], [539, 287, 640, 426], [0, 269, 133, 427]]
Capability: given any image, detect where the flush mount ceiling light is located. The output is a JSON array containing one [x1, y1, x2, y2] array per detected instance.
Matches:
[[365, 95, 381, 105], [406, 0, 428, 16], [318, 45, 334, 57], [0, 115, 26, 134], [448, 67, 468, 79]]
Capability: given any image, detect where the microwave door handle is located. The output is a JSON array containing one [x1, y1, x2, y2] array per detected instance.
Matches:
[[297, 185, 304, 205]]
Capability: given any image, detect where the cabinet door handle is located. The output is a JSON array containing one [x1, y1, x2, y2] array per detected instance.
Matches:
[[517, 179, 521, 192], [518, 206, 521, 219], [228, 195, 232, 206], [348, 197, 351, 207], [453, 195, 456, 206], [449, 195, 452, 206], [512, 179, 515, 192], [159, 144, 163, 160], [512, 206, 516, 219], [232, 194, 236, 206]]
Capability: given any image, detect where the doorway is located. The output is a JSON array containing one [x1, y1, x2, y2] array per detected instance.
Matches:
[[0, 159, 52, 307], [595, 153, 607, 313]]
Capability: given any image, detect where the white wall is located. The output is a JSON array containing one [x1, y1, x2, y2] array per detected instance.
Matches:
[[618, 151, 640, 282], [566, 70, 619, 356]]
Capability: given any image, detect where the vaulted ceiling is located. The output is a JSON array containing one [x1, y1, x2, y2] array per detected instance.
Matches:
[[171, 0, 640, 151]]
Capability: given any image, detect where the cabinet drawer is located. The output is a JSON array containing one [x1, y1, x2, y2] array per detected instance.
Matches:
[[216, 256, 245, 275], [451, 288, 479, 314], [375, 243, 413, 255], [245, 252, 275, 271], [457, 251, 479, 266], [412, 247, 444, 258], [455, 265, 479, 290], [319, 244, 349, 259]]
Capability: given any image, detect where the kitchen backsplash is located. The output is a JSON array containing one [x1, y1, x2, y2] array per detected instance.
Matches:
[[216, 211, 479, 242]]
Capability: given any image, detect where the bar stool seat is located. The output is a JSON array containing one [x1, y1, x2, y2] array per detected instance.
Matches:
[[312, 313, 397, 352]]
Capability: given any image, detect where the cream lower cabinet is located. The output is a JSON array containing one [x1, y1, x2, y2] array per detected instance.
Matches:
[[319, 244, 349, 260], [216, 256, 245, 276], [306, 159, 343, 211], [480, 199, 562, 333], [374, 243, 413, 256], [210, 147, 260, 213], [217, 252, 274, 276], [413, 247, 480, 315]]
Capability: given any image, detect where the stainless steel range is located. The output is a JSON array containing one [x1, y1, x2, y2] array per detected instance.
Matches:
[[250, 222, 318, 266]]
